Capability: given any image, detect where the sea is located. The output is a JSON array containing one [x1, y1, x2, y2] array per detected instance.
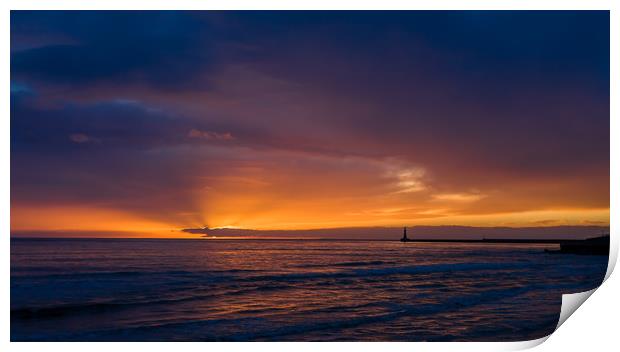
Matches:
[[10, 238, 608, 341]]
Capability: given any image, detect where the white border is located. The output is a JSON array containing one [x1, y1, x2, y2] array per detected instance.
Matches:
[[2, 1, 617, 351], [1, 0, 616, 11]]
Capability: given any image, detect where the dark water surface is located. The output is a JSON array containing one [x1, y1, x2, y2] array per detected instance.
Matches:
[[11, 238, 607, 341]]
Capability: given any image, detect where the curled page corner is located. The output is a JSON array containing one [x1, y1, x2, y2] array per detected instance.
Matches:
[[518, 236, 615, 350], [556, 288, 598, 330], [515, 288, 599, 350]]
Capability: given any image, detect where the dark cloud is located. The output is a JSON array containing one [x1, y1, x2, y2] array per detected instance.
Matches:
[[183, 225, 609, 240], [11, 11, 219, 90], [10, 95, 238, 152], [10, 95, 240, 225], [10, 11, 610, 232]]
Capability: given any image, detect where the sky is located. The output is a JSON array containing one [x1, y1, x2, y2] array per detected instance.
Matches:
[[10, 11, 610, 238]]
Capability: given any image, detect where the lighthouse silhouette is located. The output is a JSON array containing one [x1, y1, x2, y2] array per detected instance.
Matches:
[[400, 227, 410, 242]]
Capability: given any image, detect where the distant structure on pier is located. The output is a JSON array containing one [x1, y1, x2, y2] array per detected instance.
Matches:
[[400, 227, 412, 242]]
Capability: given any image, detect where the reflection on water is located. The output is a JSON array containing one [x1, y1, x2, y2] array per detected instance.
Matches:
[[11, 238, 607, 341]]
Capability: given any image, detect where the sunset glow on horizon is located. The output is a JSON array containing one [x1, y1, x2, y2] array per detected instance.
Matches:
[[10, 11, 609, 237]]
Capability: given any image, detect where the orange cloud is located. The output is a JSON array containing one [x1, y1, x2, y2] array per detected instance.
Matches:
[[188, 129, 234, 141]]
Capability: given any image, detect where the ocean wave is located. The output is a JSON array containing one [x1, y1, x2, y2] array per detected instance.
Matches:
[[245, 262, 533, 283], [39, 284, 542, 341], [13, 267, 265, 280], [11, 283, 293, 319], [12, 261, 533, 316], [296, 260, 392, 268]]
